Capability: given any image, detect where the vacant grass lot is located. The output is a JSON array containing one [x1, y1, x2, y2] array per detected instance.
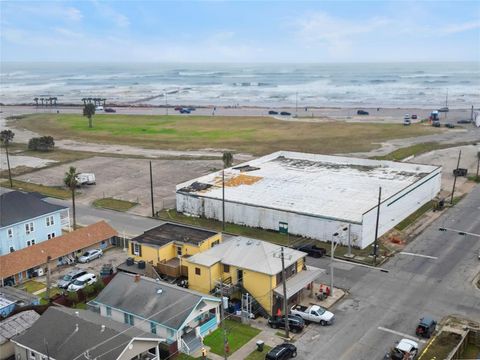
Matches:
[[93, 197, 138, 211], [0, 179, 71, 199], [373, 141, 474, 161], [420, 331, 462, 360], [203, 319, 261, 356], [14, 113, 439, 155]]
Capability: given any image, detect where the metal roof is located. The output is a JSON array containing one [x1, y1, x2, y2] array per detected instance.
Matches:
[[0, 190, 67, 227], [273, 266, 324, 299], [0, 310, 40, 345], [93, 272, 220, 330], [186, 237, 306, 275], [177, 151, 441, 223]]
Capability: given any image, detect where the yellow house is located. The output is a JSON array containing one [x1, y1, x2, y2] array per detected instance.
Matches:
[[183, 237, 323, 316], [129, 223, 222, 277]]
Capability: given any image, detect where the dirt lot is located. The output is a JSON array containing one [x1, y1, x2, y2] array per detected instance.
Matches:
[[17, 156, 223, 216], [407, 143, 479, 196]]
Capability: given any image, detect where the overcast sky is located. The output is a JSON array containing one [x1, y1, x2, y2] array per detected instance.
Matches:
[[1, 0, 479, 62]]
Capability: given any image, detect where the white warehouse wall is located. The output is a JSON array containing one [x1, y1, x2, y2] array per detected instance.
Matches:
[[176, 194, 363, 248], [361, 169, 442, 247]]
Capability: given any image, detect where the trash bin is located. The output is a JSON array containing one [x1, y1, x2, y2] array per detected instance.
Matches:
[[256, 340, 264, 352]]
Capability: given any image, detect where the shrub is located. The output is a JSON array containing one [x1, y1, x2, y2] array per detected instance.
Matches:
[[83, 284, 95, 298], [93, 279, 105, 293], [67, 291, 79, 305], [28, 136, 55, 151]]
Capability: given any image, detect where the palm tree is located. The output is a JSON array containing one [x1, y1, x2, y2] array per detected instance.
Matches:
[[83, 103, 96, 128], [64, 166, 79, 229], [221, 152, 233, 231], [53, 97, 57, 107], [476, 151, 480, 181], [40, 97, 44, 107], [87, 97, 92, 104], [102, 98, 106, 106], [0, 130, 15, 187], [81, 98, 86, 106], [34, 97, 39, 107]]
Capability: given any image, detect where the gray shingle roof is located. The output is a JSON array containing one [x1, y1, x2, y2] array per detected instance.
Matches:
[[0, 191, 67, 227], [94, 272, 219, 329], [13, 307, 158, 360]]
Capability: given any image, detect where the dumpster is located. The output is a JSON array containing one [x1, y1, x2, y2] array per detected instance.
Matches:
[[256, 340, 264, 352]]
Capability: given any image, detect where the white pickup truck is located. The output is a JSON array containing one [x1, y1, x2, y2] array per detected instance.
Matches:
[[75, 173, 96, 185], [290, 304, 335, 326]]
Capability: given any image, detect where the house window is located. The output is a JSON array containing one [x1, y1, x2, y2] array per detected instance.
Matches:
[[25, 222, 34, 234], [177, 246, 182, 256], [9, 246, 14, 253], [195, 267, 201, 276], [47, 233, 55, 239], [124, 313, 134, 325], [7, 228, 13, 238], [27, 240, 35, 247], [223, 264, 230, 273], [46, 216, 54, 226], [106, 306, 112, 316], [29, 350, 36, 360], [150, 321, 157, 334], [133, 243, 141, 256], [211, 240, 220, 247]]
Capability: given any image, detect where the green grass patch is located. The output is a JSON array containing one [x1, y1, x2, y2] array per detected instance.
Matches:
[[159, 209, 387, 265], [461, 343, 480, 359], [0, 179, 71, 199], [245, 345, 272, 360], [468, 175, 480, 183], [38, 287, 63, 304], [175, 354, 210, 360], [420, 331, 462, 360], [395, 201, 434, 231], [17, 280, 45, 294], [373, 142, 474, 161], [13, 113, 440, 156], [93, 197, 138, 212], [203, 319, 261, 356]]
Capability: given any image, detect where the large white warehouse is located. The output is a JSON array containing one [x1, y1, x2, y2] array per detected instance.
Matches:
[[176, 151, 442, 249]]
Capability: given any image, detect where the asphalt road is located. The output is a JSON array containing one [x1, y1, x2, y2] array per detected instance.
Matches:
[[297, 184, 480, 360], [45, 197, 164, 237]]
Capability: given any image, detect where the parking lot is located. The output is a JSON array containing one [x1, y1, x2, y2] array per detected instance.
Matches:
[[17, 156, 223, 216]]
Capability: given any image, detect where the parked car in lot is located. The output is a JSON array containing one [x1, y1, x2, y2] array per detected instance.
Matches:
[[67, 273, 97, 292], [293, 244, 326, 258], [403, 118, 411, 126], [384, 339, 418, 360], [432, 120, 441, 127], [95, 106, 104, 111], [180, 108, 191, 114], [57, 269, 87, 289], [445, 123, 455, 128], [290, 304, 334, 326], [268, 315, 305, 333], [78, 249, 103, 263], [416, 317, 437, 338], [457, 119, 472, 124], [280, 111, 291, 116], [357, 110, 369, 115], [104, 108, 116, 113], [268, 110, 278, 115], [411, 114, 418, 119], [265, 343, 297, 360]]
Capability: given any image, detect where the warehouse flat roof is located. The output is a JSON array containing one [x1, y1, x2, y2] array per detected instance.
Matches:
[[177, 151, 441, 223]]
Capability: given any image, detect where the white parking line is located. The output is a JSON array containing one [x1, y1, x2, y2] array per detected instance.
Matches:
[[377, 326, 427, 343], [399, 252, 438, 260]]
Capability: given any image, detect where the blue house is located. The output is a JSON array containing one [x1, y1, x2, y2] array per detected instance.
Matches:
[[0, 191, 70, 256]]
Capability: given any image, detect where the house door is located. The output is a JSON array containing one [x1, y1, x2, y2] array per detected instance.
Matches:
[[237, 269, 243, 284]]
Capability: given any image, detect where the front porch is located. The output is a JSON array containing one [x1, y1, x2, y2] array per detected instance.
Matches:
[[180, 311, 219, 354]]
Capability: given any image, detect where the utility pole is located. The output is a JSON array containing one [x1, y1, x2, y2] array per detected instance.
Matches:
[[280, 247, 290, 339], [45, 256, 51, 301], [450, 150, 462, 204], [347, 223, 352, 257], [222, 169, 225, 232], [165, 92, 168, 116], [295, 92, 298, 117], [373, 187, 382, 267], [219, 279, 229, 359], [471, 105, 474, 122], [150, 161, 155, 217]]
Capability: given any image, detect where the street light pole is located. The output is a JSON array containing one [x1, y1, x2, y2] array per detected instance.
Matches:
[[450, 150, 462, 204], [373, 187, 382, 266], [330, 233, 339, 297]]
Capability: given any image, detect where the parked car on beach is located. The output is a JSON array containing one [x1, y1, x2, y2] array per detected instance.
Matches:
[[104, 108, 116, 113], [411, 114, 418, 119], [78, 249, 103, 263], [268, 110, 278, 115], [357, 110, 369, 115], [280, 111, 291, 116], [67, 273, 97, 292], [95, 106, 104, 111]]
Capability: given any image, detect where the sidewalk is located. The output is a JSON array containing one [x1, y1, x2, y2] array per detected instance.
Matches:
[[229, 329, 284, 360]]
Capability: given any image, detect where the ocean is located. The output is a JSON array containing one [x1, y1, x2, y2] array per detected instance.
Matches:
[[1, 62, 478, 108]]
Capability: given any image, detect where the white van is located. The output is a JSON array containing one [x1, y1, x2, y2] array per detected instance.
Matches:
[[95, 106, 104, 111]]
